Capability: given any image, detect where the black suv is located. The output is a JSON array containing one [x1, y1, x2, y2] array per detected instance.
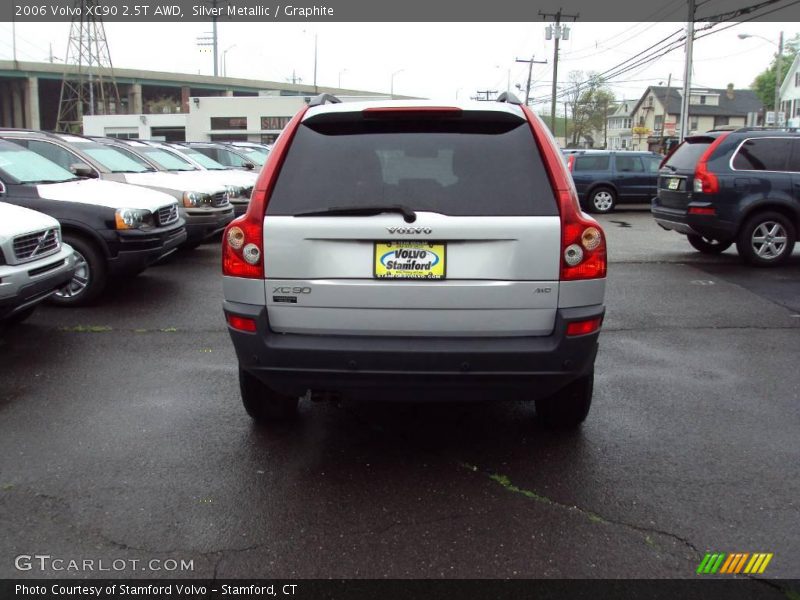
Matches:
[[566, 150, 662, 213], [652, 129, 799, 266]]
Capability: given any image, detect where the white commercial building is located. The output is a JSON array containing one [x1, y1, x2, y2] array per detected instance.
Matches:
[[83, 94, 391, 143]]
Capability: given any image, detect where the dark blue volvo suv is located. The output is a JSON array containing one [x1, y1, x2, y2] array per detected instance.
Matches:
[[652, 129, 799, 266]]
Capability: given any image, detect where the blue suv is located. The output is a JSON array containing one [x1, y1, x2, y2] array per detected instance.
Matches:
[[566, 150, 662, 213], [652, 129, 799, 266]]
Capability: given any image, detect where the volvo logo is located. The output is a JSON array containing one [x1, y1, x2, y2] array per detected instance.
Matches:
[[387, 226, 432, 235]]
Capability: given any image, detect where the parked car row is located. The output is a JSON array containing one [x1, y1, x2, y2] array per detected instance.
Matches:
[[0, 132, 267, 315]]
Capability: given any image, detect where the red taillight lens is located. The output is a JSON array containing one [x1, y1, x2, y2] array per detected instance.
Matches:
[[519, 106, 607, 282], [567, 155, 576, 171], [692, 133, 729, 195], [226, 314, 257, 332], [222, 216, 263, 278], [558, 191, 608, 281], [566, 317, 603, 336], [221, 106, 308, 280], [688, 206, 716, 216]]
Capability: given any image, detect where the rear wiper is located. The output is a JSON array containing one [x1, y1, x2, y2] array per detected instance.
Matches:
[[295, 204, 417, 223], [662, 164, 677, 172]]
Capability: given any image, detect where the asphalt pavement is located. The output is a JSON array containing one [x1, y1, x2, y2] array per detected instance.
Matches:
[[1, 208, 798, 582]]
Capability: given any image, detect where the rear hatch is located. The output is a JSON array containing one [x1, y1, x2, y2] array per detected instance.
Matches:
[[263, 106, 562, 337], [657, 135, 717, 209]]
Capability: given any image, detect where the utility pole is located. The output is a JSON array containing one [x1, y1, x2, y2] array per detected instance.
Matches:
[[775, 30, 784, 123], [603, 96, 609, 149], [515, 55, 547, 105], [540, 8, 579, 135], [474, 90, 498, 101], [659, 73, 672, 153], [212, 0, 219, 77], [679, 0, 695, 142]]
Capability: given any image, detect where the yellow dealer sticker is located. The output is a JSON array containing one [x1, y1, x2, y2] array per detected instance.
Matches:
[[374, 241, 446, 279]]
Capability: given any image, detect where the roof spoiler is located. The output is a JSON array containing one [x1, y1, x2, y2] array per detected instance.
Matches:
[[309, 93, 342, 107], [496, 92, 523, 106]]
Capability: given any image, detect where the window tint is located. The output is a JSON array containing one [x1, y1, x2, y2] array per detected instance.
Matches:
[[267, 113, 557, 217], [13, 139, 83, 172], [140, 148, 197, 171], [664, 138, 714, 171], [573, 155, 610, 171], [615, 155, 644, 172], [732, 138, 791, 171], [787, 140, 800, 172]]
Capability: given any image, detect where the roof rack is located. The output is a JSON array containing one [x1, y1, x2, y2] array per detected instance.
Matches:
[[309, 93, 342, 107], [495, 91, 523, 106], [720, 126, 800, 133]]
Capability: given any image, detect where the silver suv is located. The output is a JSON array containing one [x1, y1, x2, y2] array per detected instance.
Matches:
[[221, 94, 607, 429]]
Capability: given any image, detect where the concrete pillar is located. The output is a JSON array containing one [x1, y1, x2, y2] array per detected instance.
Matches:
[[11, 80, 24, 129], [181, 86, 190, 113], [128, 83, 143, 114], [0, 82, 11, 127], [25, 76, 40, 130]]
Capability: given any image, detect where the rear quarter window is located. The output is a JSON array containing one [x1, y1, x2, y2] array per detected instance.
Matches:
[[732, 138, 792, 171], [573, 155, 610, 171], [266, 111, 558, 217]]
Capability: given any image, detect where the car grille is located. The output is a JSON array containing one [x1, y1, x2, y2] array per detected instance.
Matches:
[[157, 204, 179, 226], [212, 192, 229, 207], [13, 228, 60, 261]]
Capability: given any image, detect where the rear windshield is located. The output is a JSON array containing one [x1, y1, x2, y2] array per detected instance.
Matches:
[[574, 155, 610, 171], [267, 111, 558, 217], [663, 138, 714, 171]]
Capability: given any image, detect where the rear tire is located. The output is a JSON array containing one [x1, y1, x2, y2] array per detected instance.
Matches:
[[239, 367, 298, 422], [735, 211, 796, 267], [687, 234, 732, 254], [588, 187, 616, 214], [535, 372, 593, 430], [49, 235, 107, 307]]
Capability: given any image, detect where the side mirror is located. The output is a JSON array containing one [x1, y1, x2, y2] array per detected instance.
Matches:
[[243, 162, 255, 170], [70, 163, 99, 178], [0, 180, 6, 195]]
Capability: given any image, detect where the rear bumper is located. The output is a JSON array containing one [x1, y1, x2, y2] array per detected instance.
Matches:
[[651, 203, 737, 241], [224, 301, 603, 402]]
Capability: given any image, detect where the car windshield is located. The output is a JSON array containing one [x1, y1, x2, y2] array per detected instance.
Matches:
[[0, 146, 79, 184], [78, 144, 153, 173], [140, 148, 198, 171], [178, 147, 227, 170], [234, 147, 268, 165], [664, 137, 715, 171]]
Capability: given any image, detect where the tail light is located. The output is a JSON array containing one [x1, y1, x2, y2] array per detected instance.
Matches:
[[692, 133, 729, 195], [222, 106, 308, 278], [567, 154, 576, 171], [566, 317, 603, 336], [521, 106, 607, 281]]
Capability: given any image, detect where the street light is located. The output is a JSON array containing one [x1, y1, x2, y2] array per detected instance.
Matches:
[[390, 69, 404, 99], [302, 30, 318, 93], [738, 31, 784, 118], [338, 68, 348, 89], [222, 44, 236, 78]]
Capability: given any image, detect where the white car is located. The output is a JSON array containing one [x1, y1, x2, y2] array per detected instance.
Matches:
[[0, 201, 77, 325]]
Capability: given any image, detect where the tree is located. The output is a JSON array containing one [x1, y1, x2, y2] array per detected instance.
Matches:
[[751, 33, 800, 110], [565, 71, 615, 147]]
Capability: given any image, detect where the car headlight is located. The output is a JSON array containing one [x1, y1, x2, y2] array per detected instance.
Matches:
[[225, 185, 245, 199], [183, 191, 211, 207], [115, 208, 150, 230]]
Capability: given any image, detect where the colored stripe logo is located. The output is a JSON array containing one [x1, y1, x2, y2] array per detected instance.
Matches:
[[697, 552, 773, 574]]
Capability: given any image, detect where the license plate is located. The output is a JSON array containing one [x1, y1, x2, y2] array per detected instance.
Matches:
[[668, 178, 680, 190], [374, 241, 446, 279]]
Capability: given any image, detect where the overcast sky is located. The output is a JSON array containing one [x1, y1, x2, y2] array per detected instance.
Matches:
[[0, 19, 795, 113]]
